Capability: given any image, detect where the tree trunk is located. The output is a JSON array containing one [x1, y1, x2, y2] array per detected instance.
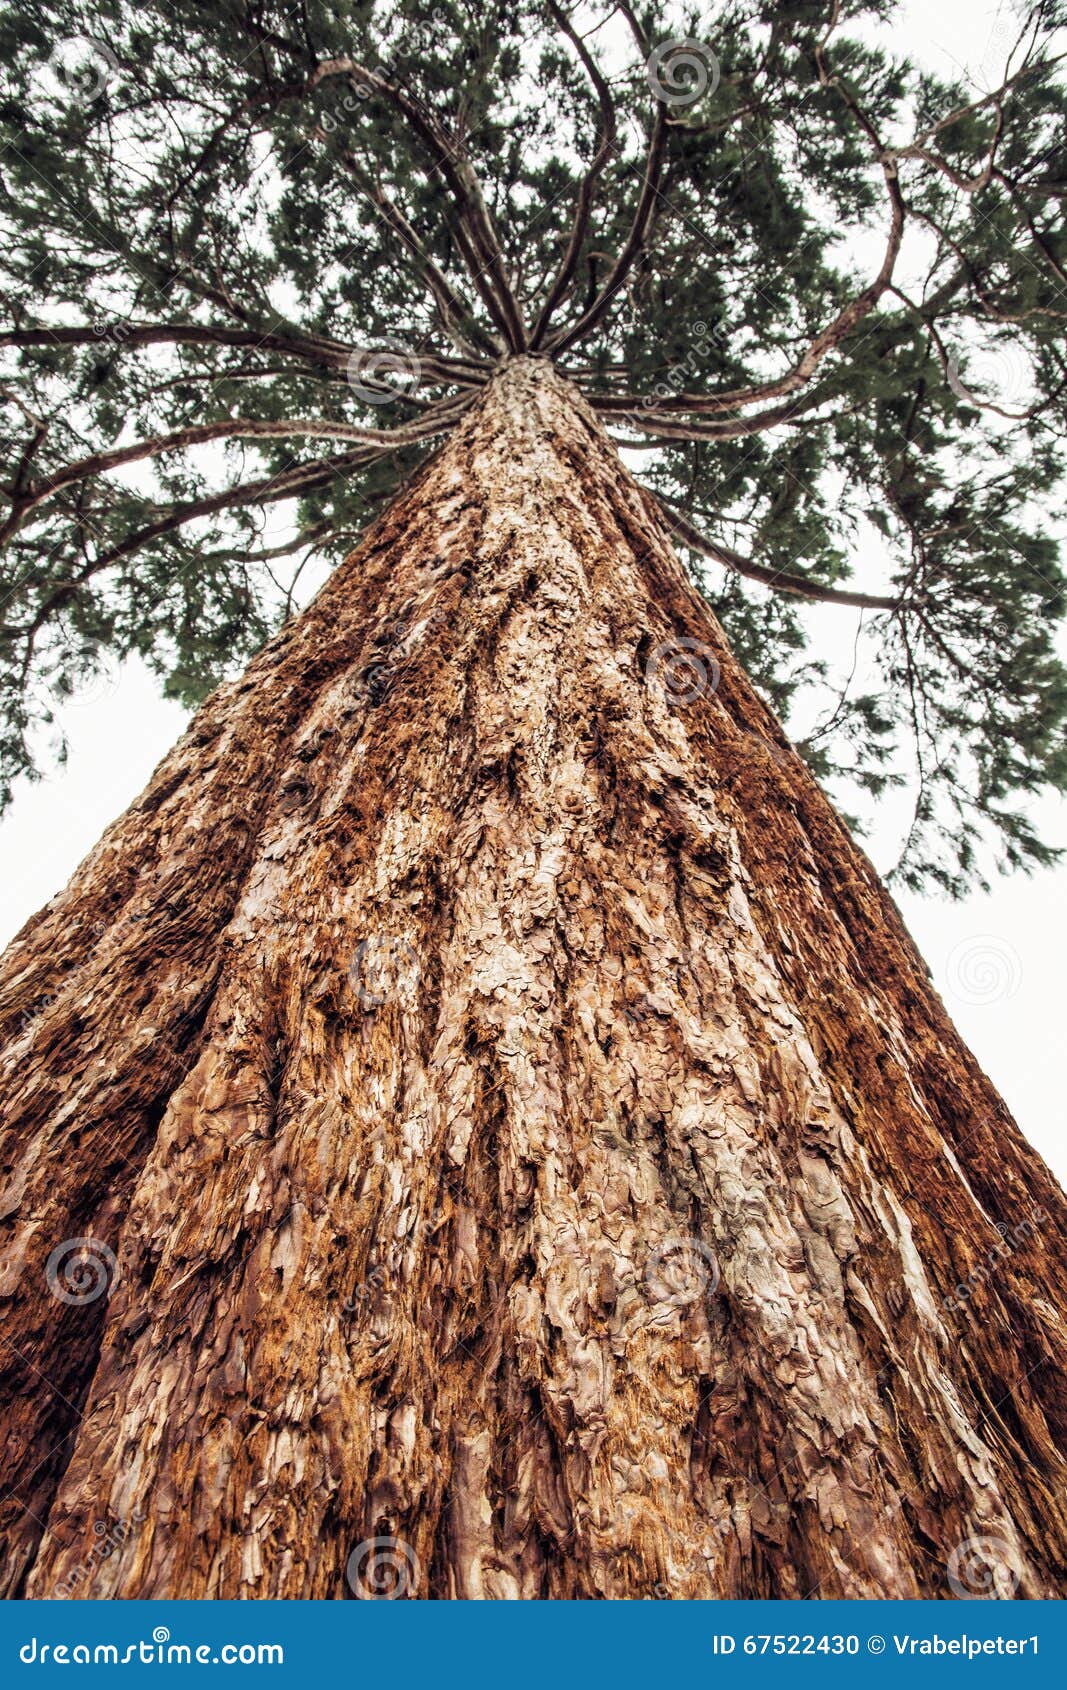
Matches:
[[2, 357, 1066, 1602]]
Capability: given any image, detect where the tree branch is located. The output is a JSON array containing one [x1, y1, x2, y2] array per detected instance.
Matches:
[[6, 442, 412, 665], [0, 322, 483, 387], [2, 400, 471, 543], [645, 486, 900, 611], [589, 24, 905, 417], [326, 139, 498, 363], [1, 321, 348, 365], [544, 100, 667, 356], [529, 1, 619, 349], [593, 393, 819, 439], [300, 61, 527, 351]]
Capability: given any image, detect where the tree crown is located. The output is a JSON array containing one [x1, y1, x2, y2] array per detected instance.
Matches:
[[2, 0, 1066, 891]]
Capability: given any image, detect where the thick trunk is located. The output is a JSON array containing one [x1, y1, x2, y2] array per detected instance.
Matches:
[[1, 358, 1066, 1601]]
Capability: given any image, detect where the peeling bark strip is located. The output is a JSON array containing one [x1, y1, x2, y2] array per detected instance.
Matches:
[[1, 358, 1066, 1600]]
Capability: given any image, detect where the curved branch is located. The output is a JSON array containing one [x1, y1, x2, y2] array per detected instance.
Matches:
[[1, 322, 349, 364], [581, 32, 905, 415], [593, 393, 818, 439], [7, 435, 438, 664], [0, 322, 484, 387], [587, 160, 901, 414], [300, 61, 526, 351], [883, 51, 1064, 179], [886, 285, 1048, 422], [2, 401, 470, 543], [645, 487, 900, 611], [529, 1, 619, 348], [544, 101, 667, 356], [326, 140, 498, 362]]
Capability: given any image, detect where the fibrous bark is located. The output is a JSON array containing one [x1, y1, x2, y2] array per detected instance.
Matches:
[[1, 358, 1066, 1600]]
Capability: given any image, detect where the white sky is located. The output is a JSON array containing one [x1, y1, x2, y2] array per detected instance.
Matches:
[[0, 0, 1063, 1186]]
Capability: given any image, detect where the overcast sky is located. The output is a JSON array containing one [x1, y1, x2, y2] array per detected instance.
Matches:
[[1, 0, 1064, 1188]]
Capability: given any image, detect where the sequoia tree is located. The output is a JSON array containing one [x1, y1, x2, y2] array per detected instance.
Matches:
[[2, 0, 1067, 1601]]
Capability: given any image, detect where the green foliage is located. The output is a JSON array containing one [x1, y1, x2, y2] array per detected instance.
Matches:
[[1, 0, 1065, 892]]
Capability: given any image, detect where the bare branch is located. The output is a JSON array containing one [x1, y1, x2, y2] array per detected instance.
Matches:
[[593, 393, 818, 438], [529, 1, 619, 349], [326, 139, 498, 362], [646, 487, 900, 611], [590, 27, 906, 417], [884, 49, 1065, 171], [300, 61, 527, 351], [7, 438, 426, 662], [544, 101, 668, 356], [1, 388, 49, 494], [0, 321, 351, 365], [1, 400, 471, 545], [0, 322, 484, 387]]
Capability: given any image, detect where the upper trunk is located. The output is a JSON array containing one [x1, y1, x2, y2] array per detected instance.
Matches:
[[1, 358, 1066, 1600]]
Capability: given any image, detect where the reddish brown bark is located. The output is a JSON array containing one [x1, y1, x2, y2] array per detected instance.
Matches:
[[1, 358, 1066, 1600]]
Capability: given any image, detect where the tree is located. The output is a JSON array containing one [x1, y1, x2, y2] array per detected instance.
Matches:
[[0, 0, 1066, 1600]]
